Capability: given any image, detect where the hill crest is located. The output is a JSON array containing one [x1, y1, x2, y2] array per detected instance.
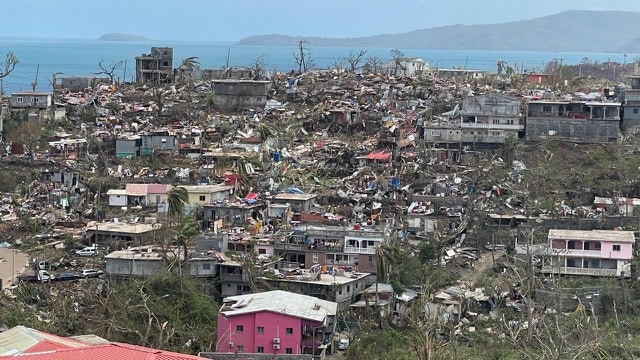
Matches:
[[237, 10, 640, 53]]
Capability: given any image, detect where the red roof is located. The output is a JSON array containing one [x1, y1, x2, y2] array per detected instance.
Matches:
[[1, 343, 205, 360], [365, 151, 391, 162], [124, 183, 170, 196], [23, 339, 85, 353]]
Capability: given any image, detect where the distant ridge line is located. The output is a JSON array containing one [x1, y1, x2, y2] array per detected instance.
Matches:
[[237, 10, 640, 53]]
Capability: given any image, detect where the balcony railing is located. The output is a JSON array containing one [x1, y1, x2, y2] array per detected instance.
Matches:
[[460, 122, 524, 130], [540, 266, 617, 276], [219, 273, 244, 282], [551, 249, 602, 257], [344, 246, 376, 254], [275, 243, 344, 253], [275, 243, 308, 252]]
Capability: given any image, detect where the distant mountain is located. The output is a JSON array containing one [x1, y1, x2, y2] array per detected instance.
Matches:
[[97, 33, 151, 41], [237, 10, 640, 53]]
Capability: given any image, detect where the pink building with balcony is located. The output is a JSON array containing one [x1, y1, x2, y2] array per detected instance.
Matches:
[[541, 229, 635, 277], [215, 290, 338, 358]]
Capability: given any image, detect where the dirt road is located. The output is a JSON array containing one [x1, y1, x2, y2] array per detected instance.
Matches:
[[460, 250, 505, 288], [0, 248, 29, 288]]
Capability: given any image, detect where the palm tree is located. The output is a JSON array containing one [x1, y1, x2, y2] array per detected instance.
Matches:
[[179, 56, 200, 103], [167, 186, 189, 221], [173, 214, 199, 262], [180, 56, 200, 71]]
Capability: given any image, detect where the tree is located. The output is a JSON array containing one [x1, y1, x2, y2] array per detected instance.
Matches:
[[346, 50, 368, 73], [151, 86, 166, 119], [496, 59, 514, 77], [293, 40, 314, 73], [248, 54, 268, 80], [173, 215, 199, 262], [178, 57, 200, 104], [390, 49, 406, 75], [167, 186, 189, 220], [94, 59, 123, 84], [0, 51, 19, 95], [329, 57, 344, 72], [364, 55, 384, 74], [8, 120, 44, 164], [179, 56, 201, 72], [0, 273, 220, 354], [49, 72, 63, 102]]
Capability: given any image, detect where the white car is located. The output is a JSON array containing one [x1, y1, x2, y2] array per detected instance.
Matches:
[[80, 269, 104, 278], [75, 247, 98, 257], [338, 338, 349, 350]]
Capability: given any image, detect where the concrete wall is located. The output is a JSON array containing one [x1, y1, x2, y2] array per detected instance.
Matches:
[[10, 93, 52, 109], [105, 257, 165, 277], [141, 135, 176, 151], [116, 139, 138, 157], [526, 117, 619, 143], [217, 312, 309, 355]]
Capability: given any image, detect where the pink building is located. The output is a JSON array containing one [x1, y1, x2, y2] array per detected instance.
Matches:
[[216, 290, 338, 358], [542, 229, 635, 277]]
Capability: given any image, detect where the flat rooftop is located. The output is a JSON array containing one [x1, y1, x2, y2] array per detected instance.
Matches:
[[548, 229, 635, 243], [220, 290, 337, 322], [86, 222, 158, 234], [269, 270, 373, 286], [272, 193, 317, 201], [181, 184, 234, 193]]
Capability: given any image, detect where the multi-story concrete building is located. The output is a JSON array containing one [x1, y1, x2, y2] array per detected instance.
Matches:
[[135, 47, 173, 83], [525, 100, 621, 143], [10, 92, 53, 121], [215, 290, 338, 357], [181, 184, 235, 211], [275, 224, 385, 273], [620, 75, 640, 133], [541, 229, 635, 277], [424, 93, 524, 147]]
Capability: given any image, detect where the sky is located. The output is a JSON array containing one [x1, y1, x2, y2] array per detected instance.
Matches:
[[2, 0, 640, 42]]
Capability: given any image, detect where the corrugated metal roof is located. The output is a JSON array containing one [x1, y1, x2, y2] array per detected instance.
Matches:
[[147, 184, 170, 194], [125, 183, 148, 196], [0, 342, 204, 359], [220, 290, 337, 322], [0, 326, 88, 355], [548, 229, 636, 243]]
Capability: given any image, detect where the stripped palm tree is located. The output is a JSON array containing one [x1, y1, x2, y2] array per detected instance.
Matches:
[[173, 214, 199, 262], [180, 56, 200, 71], [167, 186, 189, 221], [374, 237, 404, 327]]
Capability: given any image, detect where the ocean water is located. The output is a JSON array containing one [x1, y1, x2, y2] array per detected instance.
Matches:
[[0, 38, 636, 94]]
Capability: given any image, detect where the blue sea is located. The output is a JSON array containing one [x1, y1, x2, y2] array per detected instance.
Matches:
[[0, 38, 636, 94]]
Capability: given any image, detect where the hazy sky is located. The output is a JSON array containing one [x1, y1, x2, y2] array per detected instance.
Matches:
[[2, 0, 640, 41]]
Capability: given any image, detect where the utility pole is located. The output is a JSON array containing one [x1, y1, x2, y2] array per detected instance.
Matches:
[[122, 59, 127, 85]]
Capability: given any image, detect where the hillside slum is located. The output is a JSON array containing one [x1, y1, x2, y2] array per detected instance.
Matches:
[[1, 56, 640, 349]]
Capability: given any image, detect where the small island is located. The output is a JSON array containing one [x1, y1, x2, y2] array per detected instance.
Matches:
[[97, 33, 151, 41]]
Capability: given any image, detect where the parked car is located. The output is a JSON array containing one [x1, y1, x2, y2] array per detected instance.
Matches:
[[75, 247, 98, 257], [338, 337, 350, 350], [17, 270, 54, 283], [53, 272, 81, 282], [80, 269, 104, 278]]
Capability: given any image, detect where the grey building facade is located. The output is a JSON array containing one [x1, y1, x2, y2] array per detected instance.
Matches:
[[525, 100, 621, 143], [424, 93, 524, 147], [212, 80, 272, 110], [135, 47, 173, 83]]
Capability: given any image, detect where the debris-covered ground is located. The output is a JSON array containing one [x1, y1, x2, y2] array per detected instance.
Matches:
[[2, 62, 640, 359]]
